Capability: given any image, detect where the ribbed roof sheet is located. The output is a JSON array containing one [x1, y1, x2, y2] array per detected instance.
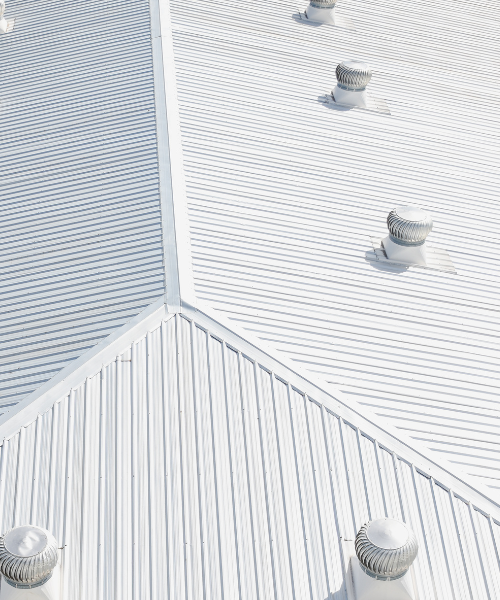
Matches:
[[169, 0, 500, 495], [0, 0, 165, 412], [1, 311, 499, 599]]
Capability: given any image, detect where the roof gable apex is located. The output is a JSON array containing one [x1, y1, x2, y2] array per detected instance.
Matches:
[[1, 306, 500, 599], [2, 294, 500, 518], [0, 296, 169, 441]]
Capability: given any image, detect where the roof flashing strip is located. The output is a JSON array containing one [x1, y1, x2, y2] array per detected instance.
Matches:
[[0, 298, 499, 519], [180, 301, 500, 518], [149, 0, 195, 311], [0, 297, 169, 440]]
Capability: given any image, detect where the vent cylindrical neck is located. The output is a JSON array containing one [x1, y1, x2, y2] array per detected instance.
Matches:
[[306, 0, 337, 23]]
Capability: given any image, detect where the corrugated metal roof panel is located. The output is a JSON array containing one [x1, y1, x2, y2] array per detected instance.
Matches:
[[0, 0, 166, 411], [1, 311, 499, 599], [169, 0, 500, 495]]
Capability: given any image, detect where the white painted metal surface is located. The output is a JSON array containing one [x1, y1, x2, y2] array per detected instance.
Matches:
[[1, 310, 499, 600], [150, 0, 196, 311], [0, 0, 166, 412], [0, 566, 61, 600], [349, 557, 416, 600], [306, 4, 336, 25], [169, 0, 500, 495]]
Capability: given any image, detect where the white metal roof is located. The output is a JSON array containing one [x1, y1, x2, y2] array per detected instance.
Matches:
[[168, 0, 500, 495], [0, 0, 166, 412], [1, 305, 500, 600], [2, 0, 500, 593]]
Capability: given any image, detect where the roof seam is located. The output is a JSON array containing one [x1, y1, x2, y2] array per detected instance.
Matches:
[[150, 0, 195, 310]]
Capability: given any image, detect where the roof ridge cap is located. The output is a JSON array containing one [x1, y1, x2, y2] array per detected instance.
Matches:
[[2, 293, 499, 517], [0, 296, 170, 443], [150, 0, 195, 310], [181, 298, 500, 517]]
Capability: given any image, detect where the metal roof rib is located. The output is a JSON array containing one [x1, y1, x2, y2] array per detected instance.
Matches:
[[1, 309, 500, 599], [169, 0, 500, 496], [1, 0, 500, 594], [0, 0, 167, 413]]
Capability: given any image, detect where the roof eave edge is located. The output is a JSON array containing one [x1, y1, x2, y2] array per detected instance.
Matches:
[[180, 298, 500, 518]]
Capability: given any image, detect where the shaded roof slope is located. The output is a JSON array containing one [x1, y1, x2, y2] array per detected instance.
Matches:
[[1, 305, 500, 599], [169, 0, 500, 494], [0, 0, 166, 412]]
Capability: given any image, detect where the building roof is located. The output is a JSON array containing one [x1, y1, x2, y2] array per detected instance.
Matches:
[[1, 0, 500, 595], [1, 304, 500, 599], [168, 0, 500, 495], [0, 0, 166, 412]]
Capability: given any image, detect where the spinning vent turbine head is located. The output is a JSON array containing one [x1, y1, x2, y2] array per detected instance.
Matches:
[[355, 518, 419, 581], [0, 525, 59, 589]]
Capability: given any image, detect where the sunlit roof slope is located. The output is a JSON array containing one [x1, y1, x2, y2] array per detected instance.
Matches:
[[169, 0, 500, 495], [0, 0, 166, 412], [1, 304, 500, 600]]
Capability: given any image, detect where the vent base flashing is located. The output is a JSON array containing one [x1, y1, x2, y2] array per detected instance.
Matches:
[[295, 9, 354, 29], [321, 90, 391, 114], [368, 236, 456, 273]]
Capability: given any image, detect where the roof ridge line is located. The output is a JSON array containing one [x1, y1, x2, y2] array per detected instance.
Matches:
[[180, 298, 500, 518], [1, 292, 499, 517], [0, 296, 170, 443], [150, 0, 195, 310]]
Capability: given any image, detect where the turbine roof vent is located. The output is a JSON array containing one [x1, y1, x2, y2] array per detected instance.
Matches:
[[0, 525, 59, 589], [387, 205, 433, 247], [309, 0, 337, 8], [336, 60, 372, 91], [355, 518, 418, 581]]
